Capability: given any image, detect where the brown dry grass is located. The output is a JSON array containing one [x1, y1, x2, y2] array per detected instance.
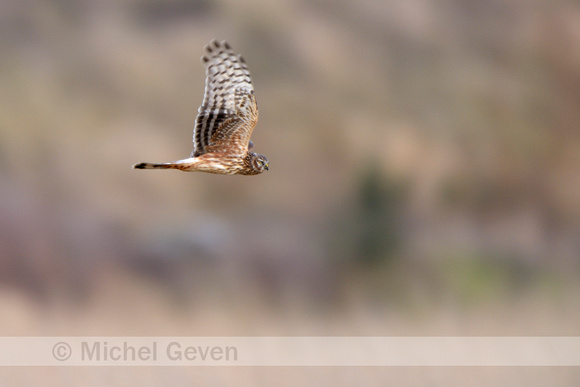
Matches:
[[1, 0, 579, 384]]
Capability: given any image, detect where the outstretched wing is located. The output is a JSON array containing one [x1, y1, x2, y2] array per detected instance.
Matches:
[[192, 40, 258, 157]]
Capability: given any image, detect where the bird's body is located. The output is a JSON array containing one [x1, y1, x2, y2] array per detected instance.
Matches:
[[133, 40, 269, 175], [133, 152, 263, 175]]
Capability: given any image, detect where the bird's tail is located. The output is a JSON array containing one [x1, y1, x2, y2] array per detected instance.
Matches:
[[132, 162, 181, 170]]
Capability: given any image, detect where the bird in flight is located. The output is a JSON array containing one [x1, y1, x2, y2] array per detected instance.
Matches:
[[133, 40, 269, 175]]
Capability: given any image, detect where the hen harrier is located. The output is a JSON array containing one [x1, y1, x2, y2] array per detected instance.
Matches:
[[133, 39, 269, 175]]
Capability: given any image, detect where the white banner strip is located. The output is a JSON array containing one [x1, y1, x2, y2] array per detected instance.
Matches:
[[0, 337, 578, 366]]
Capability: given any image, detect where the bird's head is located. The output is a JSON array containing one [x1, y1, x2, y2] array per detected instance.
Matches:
[[250, 153, 269, 174]]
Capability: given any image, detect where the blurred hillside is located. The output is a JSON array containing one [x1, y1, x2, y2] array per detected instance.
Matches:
[[1, 0, 580, 343], [1, 0, 580, 384]]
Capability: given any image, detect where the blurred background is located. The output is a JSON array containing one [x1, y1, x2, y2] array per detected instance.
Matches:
[[1, 0, 579, 384]]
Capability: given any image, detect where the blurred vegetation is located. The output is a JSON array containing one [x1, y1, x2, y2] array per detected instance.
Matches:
[[0, 0, 579, 332], [2, 2, 580, 385], [353, 163, 404, 266], [329, 162, 406, 268]]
